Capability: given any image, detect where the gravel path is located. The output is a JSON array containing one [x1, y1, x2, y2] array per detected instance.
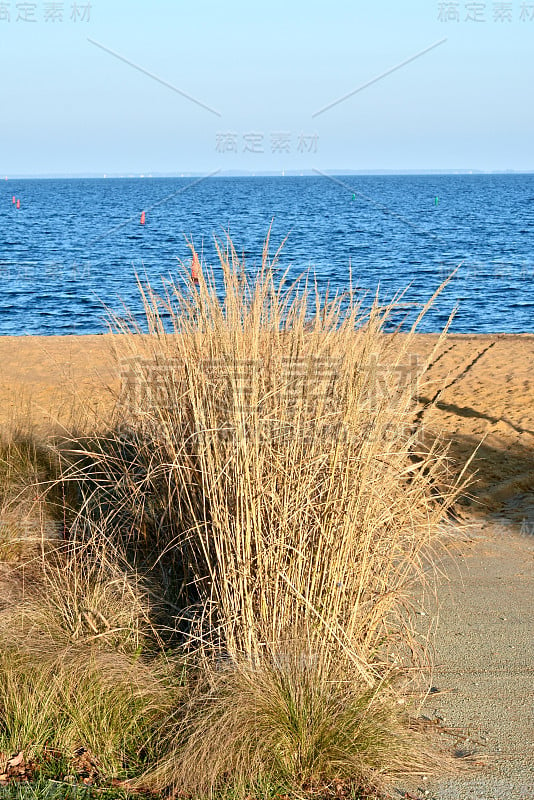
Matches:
[[396, 511, 534, 800]]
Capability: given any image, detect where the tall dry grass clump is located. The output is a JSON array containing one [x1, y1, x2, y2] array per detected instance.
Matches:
[[106, 233, 458, 664], [0, 231, 463, 796], [78, 231, 460, 794]]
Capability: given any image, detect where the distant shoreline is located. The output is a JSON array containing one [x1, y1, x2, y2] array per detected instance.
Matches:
[[4, 171, 534, 180]]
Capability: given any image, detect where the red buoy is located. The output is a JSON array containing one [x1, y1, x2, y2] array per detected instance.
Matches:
[[12, 196, 16, 204], [140, 211, 146, 225], [16, 199, 20, 209]]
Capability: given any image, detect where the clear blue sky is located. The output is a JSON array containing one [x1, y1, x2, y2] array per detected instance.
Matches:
[[1, 0, 533, 175]]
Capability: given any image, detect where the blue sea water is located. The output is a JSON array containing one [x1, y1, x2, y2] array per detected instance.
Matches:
[[0, 174, 533, 335]]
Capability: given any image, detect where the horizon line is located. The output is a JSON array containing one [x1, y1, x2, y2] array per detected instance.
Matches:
[[3, 169, 534, 180]]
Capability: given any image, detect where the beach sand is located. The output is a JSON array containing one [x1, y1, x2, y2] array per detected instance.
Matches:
[[0, 332, 533, 798], [1, 332, 532, 513]]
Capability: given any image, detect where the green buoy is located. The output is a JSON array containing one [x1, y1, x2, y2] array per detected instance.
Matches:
[[435, 196, 439, 205]]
